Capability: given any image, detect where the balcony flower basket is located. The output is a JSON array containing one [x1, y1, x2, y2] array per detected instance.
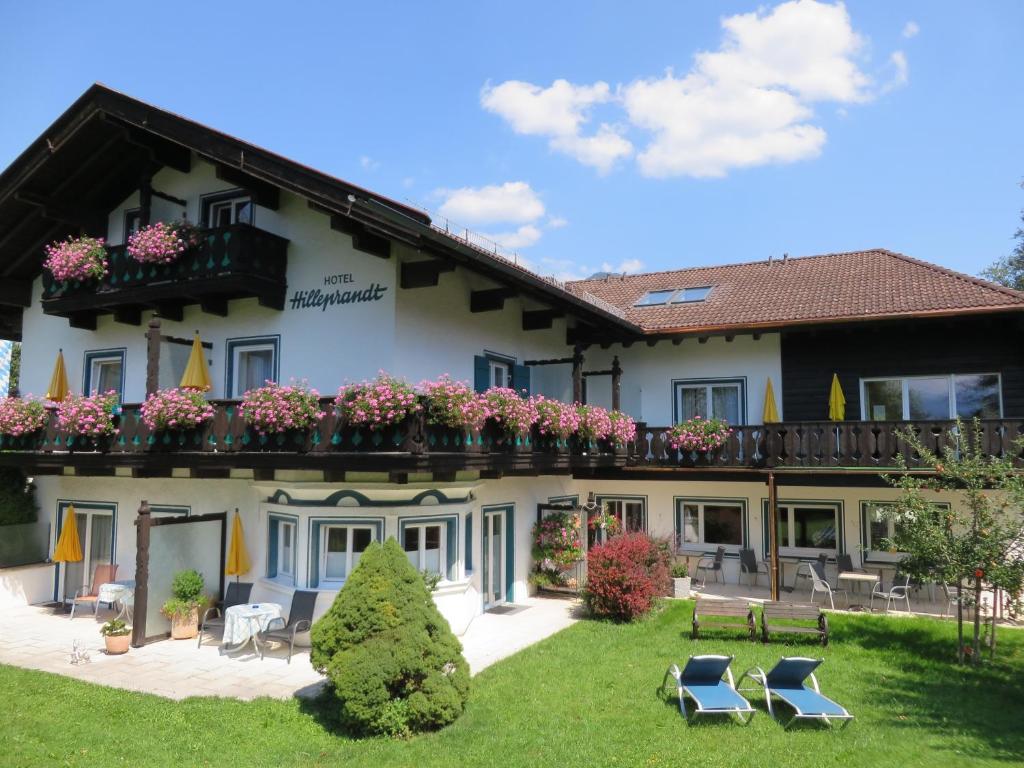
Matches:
[[666, 416, 733, 464], [0, 397, 49, 445], [139, 388, 215, 449], [43, 235, 108, 283], [532, 396, 580, 453], [480, 387, 537, 453], [56, 391, 120, 451], [418, 375, 485, 452], [332, 372, 423, 452], [240, 381, 324, 449], [576, 404, 612, 453], [126, 221, 202, 265], [605, 411, 637, 456]]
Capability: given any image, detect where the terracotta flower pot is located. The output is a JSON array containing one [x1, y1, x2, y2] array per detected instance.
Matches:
[[104, 633, 130, 655], [169, 607, 199, 639]]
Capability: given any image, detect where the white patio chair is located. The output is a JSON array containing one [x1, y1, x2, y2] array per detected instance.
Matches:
[[870, 572, 911, 613], [809, 562, 847, 610]]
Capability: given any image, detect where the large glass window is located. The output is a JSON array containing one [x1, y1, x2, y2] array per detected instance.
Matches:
[[277, 520, 296, 584], [602, 498, 645, 533], [202, 191, 253, 228], [861, 374, 1002, 420], [675, 379, 743, 424], [403, 523, 445, 578], [83, 349, 125, 396], [677, 500, 744, 548], [319, 525, 373, 585], [226, 336, 279, 397], [776, 504, 839, 552]]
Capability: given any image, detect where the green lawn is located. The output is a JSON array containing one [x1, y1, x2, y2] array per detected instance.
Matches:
[[4, 602, 1023, 768]]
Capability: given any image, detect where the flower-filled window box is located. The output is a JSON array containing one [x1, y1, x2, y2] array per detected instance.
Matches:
[[43, 236, 108, 282]]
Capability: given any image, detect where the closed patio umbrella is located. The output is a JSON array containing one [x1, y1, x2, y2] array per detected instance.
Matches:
[[225, 509, 251, 581], [763, 377, 780, 423], [179, 332, 212, 391], [46, 349, 69, 402], [53, 504, 83, 564], [828, 374, 846, 421]]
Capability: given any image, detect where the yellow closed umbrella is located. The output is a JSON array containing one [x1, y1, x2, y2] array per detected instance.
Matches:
[[763, 377, 780, 423], [179, 332, 212, 391], [53, 504, 83, 563], [828, 373, 846, 421], [225, 509, 251, 580], [47, 349, 69, 402]]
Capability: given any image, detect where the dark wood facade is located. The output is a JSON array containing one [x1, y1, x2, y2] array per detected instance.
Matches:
[[780, 314, 1024, 421]]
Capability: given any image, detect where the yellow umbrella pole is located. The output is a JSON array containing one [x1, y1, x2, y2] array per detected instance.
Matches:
[[47, 349, 69, 402], [763, 377, 780, 424], [179, 331, 212, 391], [225, 509, 251, 583]]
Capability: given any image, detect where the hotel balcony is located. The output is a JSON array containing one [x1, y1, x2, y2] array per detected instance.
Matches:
[[40, 223, 289, 328]]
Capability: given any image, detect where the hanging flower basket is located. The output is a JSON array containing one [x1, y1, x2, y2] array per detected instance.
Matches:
[[335, 372, 421, 430], [43, 236, 108, 282], [0, 397, 49, 438], [240, 381, 324, 437], [666, 416, 732, 463], [532, 396, 580, 453], [126, 221, 202, 265]]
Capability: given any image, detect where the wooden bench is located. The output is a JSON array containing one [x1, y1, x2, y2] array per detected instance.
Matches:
[[760, 602, 829, 646], [691, 599, 756, 640]]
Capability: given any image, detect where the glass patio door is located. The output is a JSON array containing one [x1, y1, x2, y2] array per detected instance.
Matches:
[[62, 511, 114, 600], [482, 510, 505, 607]]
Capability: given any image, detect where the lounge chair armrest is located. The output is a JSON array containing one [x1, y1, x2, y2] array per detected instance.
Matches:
[[292, 619, 312, 635], [261, 616, 286, 634], [200, 606, 222, 624], [72, 585, 92, 599], [737, 666, 766, 690]]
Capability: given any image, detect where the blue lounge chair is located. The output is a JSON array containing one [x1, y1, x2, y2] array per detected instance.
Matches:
[[739, 657, 853, 728], [660, 654, 755, 723]]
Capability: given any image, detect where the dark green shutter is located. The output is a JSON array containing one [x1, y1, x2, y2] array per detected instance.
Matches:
[[465, 512, 473, 573], [474, 355, 490, 393], [504, 507, 515, 601], [512, 364, 531, 396], [447, 519, 458, 581], [267, 517, 279, 578]]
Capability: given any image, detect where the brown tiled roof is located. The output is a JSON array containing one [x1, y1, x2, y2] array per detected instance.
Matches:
[[566, 249, 1024, 334]]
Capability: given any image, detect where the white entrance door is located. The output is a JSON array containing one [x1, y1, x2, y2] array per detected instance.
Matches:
[[482, 509, 505, 608], [61, 509, 114, 600]]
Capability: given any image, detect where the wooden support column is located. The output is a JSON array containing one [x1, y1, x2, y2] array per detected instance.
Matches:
[[145, 318, 161, 396], [139, 173, 153, 227], [572, 345, 584, 403], [767, 472, 780, 602], [611, 356, 622, 411], [132, 501, 152, 648]]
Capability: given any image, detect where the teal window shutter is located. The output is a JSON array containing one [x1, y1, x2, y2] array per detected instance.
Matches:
[[512, 364, 531, 396], [504, 507, 515, 600], [464, 512, 473, 573], [447, 519, 458, 581], [474, 355, 490, 392], [267, 517, 279, 578]]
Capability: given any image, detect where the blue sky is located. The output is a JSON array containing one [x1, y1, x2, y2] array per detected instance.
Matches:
[[2, 1, 1022, 281]]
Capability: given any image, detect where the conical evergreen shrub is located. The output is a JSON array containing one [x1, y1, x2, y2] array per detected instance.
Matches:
[[310, 537, 470, 736]]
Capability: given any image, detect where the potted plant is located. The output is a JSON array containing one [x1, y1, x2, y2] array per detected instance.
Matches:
[[239, 380, 325, 449], [139, 387, 215, 449], [576, 404, 612, 453], [126, 220, 202, 265], [532, 395, 580, 453], [43, 235, 108, 283], [99, 618, 131, 654], [334, 372, 422, 451], [666, 416, 733, 464], [606, 410, 637, 455], [161, 569, 207, 639], [0, 397, 49, 445], [671, 563, 692, 598], [479, 387, 537, 452], [418, 375, 486, 451], [55, 391, 120, 451]]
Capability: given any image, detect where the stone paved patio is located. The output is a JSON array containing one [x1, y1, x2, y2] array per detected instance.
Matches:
[[0, 595, 578, 700]]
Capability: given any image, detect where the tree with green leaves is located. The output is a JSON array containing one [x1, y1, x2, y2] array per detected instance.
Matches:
[[881, 419, 1024, 664], [981, 180, 1024, 291], [310, 537, 470, 737]]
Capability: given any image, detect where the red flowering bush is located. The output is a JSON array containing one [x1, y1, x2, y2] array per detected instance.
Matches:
[[583, 533, 671, 621]]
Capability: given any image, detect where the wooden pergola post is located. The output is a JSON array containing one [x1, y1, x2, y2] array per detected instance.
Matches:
[[571, 345, 584, 403], [610, 356, 622, 411], [145, 317, 161, 396], [131, 501, 151, 648], [767, 472, 780, 601]]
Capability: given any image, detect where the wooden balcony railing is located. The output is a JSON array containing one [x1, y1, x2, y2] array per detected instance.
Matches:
[[40, 223, 289, 324], [0, 400, 626, 474], [630, 420, 1024, 470]]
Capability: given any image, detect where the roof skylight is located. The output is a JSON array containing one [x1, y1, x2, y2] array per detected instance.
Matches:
[[633, 289, 676, 306], [634, 286, 713, 307]]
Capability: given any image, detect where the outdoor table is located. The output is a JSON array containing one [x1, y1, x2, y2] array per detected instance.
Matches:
[[221, 602, 283, 654], [838, 571, 880, 610], [97, 580, 135, 622]]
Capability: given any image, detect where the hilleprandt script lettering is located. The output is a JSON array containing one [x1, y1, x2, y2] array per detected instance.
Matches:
[[288, 284, 388, 312]]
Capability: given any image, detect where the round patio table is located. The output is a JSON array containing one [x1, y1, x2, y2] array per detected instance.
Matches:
[[837, 571, 880, 610], [221, 602, 283, 654], [97, 580, 135, 622]]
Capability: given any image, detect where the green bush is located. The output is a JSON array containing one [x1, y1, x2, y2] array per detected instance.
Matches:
[[0, 468, 37, 526], [161, 569, 206, 618], [310, 537, 470, 737]]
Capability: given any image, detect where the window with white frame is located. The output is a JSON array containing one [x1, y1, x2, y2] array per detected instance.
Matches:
[[677, 499, 744, 548], [602, 497, 646, 533], [674, 379, 744, 424], [84, 350, 125, 396], [202, 191, 253, 228], [775, 503, 839, 552], [861, 374, 1002, 421], [403, 523, 446, 578], [320, 525, 373, 586], [226, 336, 279, 397], [489, 359, 511, 389], [860, 501, 949, 559], [277, 520, 296, 584]]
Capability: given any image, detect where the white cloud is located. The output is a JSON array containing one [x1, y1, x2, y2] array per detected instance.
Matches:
[[902, 21, 919, 39], [359, 155, 379, 171], [535, 256, 646, 282], [474, 224, 543, 251], [436, 181, 544, 225], [481, 79, 633, 172], [401, 176, 415, 189], [546, 215, 569, 229], [603, 259, 644, 274], [483, 1, 907, 178]]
